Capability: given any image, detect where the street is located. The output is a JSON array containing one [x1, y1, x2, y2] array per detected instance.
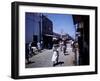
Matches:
[[26, 43, 76, 68]]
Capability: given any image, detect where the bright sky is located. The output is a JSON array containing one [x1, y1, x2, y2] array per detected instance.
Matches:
[[43, 13, 75, 39]]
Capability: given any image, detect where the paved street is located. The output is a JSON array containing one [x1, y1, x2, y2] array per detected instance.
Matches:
[[26, 43, 76, 68]]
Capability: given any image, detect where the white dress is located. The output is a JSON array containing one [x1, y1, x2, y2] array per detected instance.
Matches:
[[37, 42, 41, 49], [52, 51, 57, 62]]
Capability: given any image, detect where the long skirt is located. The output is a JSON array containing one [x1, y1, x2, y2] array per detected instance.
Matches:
[[52, 51, 58, 62]]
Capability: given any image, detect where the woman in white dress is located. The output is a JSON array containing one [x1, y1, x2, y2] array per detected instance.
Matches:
[[52, 45, 59, 66], [37, 42, 41, 52]]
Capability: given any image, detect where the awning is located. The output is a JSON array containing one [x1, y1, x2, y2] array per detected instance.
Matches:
[[44, 34, 54, 37]]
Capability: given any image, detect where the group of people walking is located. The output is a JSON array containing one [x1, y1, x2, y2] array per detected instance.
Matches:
[[25, 41, 43, 64], [51, 39, 79, 66], [25, 39, 79, 66]]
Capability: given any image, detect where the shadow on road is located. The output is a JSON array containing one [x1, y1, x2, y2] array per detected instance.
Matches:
[[54, 61, 64, 66], [26, 61, 35, 65]]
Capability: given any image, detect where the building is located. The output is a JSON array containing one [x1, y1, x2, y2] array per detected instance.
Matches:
[[52, 32, 74, 45], [25, 13, 41, 44], [42, 15, 53, 49], [25, 13, 53, 49], [73, 15, 89, 65]]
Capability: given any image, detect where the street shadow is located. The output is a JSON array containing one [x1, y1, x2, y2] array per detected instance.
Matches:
[[54, 61, 64, 66], [26, 61, 35, 65]]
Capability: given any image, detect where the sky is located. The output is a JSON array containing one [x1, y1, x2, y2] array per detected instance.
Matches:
[[43, 13, 75, 39]]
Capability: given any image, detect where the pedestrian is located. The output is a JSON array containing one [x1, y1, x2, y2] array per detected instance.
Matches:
[[41, 41, 43, 50], [37, 42, 41, 52], [28, 42, 33, 57], [52, 45, 59, 66], [25, 43, 31, 64], [63, 40, 66, 54], [59, 41, 63, 51]]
